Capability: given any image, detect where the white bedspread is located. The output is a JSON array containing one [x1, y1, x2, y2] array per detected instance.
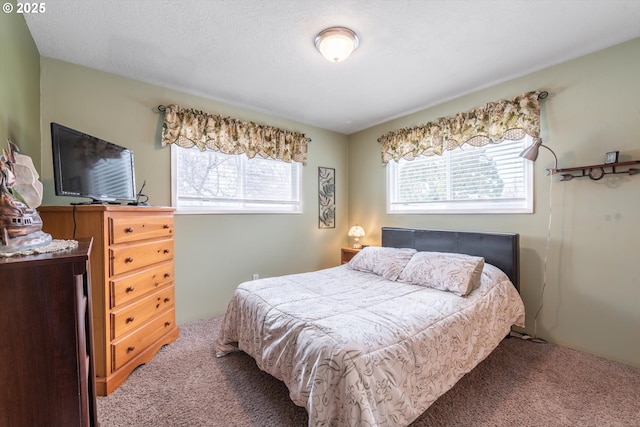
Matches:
[[216, 263, 525, 427]]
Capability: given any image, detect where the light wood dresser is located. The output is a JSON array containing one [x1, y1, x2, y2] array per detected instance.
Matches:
[[39, 205, 179, 395], [0, 238, 98, 426]]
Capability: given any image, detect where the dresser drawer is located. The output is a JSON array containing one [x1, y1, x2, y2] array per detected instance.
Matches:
[[111, 308, 175, 370], [109, 215, 174, 245], [110, 261, 174, 308], [111, 285, 174, 340], [110, 239, 174, 276]]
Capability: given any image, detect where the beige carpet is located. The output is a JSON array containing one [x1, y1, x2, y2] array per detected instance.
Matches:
[[97, 315, 640, 427]]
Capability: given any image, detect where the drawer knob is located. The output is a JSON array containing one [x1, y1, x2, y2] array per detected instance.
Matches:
[[126, 286, 135, 293], [127, 346, 135, 353], [126, 316, 135, 323], [125, 257, 134, 263], [163, 249, 170, 254], [164, 273, 171, 278], [125, 227, 134, 233], [164, 321, 171, 327], [164, 297, 171, 303], [163, 224, 170, 229]]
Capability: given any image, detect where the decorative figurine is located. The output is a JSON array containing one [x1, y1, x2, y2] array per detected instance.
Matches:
[[0, 139, 51, 253]]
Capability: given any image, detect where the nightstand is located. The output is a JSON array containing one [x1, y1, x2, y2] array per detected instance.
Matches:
[[341, 247, 362, 264]]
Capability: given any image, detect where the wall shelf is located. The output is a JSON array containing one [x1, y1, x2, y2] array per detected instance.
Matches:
[[548, 160, 640, 181]]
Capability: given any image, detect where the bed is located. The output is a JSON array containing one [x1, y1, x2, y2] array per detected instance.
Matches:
[[216, 227, 525, 426]]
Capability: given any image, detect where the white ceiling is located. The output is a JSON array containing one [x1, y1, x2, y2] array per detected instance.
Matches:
[[24, 0, 640, 135]]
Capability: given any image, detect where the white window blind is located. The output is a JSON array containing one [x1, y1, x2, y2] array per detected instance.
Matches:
[[387, 137, 533, 214], [171, 146, 302, 214]]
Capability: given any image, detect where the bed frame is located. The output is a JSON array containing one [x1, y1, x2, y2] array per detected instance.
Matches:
[[381, 227, 520, 291]]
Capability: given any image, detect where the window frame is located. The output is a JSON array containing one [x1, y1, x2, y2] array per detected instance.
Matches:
[[386, 137, 534, 214], [170, 145, 303, 215]]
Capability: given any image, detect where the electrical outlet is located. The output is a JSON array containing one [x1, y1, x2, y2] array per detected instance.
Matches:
[[252, 273, 259, 280]]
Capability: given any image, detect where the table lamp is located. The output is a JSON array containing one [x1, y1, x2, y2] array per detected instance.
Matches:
[[348, 225, 365, 249]]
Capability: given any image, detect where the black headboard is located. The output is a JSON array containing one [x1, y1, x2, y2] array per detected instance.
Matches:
[[381, 227, 520, 291]]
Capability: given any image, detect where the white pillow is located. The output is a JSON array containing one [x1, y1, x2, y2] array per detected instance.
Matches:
[[397, 251, 485, 296], [348, 246, 417, 281]]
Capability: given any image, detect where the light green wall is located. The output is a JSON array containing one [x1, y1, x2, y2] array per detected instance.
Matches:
[[0, 5, 40, 161], [38, 58, 349, 324], [348, 38, 640, 368]]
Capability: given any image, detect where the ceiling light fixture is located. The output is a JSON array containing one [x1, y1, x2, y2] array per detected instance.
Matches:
[[314, 27, 359, 63]]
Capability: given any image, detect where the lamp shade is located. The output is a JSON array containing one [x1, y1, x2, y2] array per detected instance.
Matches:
[[519, 138, 558, 171], [519, 138, 543, 161], [314, 27, 359, 63], [348, 225, 365, 237], [348, 225, 365, 249]]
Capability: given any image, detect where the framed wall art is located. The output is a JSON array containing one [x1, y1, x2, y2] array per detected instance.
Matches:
[[318, 167, 335, 229]]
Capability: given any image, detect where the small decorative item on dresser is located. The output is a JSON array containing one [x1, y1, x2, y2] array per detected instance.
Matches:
[[348, 225, 365, 248], [0, 139, 51, 254], [605, 151, 619, 164]]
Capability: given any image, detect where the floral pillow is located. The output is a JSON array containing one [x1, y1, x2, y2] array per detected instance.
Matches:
[[348, 246, 417, 281], [397, 251, 485, 296]]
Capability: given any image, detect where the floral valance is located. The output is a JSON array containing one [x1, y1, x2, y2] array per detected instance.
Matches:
[[379, 90, 543, 164], [161, 104, 309, 164]]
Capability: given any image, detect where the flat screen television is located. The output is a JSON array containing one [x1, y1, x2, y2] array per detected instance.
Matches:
[[51, 122, 137, 204]]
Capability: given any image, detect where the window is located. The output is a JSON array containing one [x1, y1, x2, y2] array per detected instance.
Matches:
[[387, 137, 533, 214], [171, 146, 302, 214]]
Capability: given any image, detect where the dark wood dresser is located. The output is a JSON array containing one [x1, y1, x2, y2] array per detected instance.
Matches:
[[0, 238, 98, 426]]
